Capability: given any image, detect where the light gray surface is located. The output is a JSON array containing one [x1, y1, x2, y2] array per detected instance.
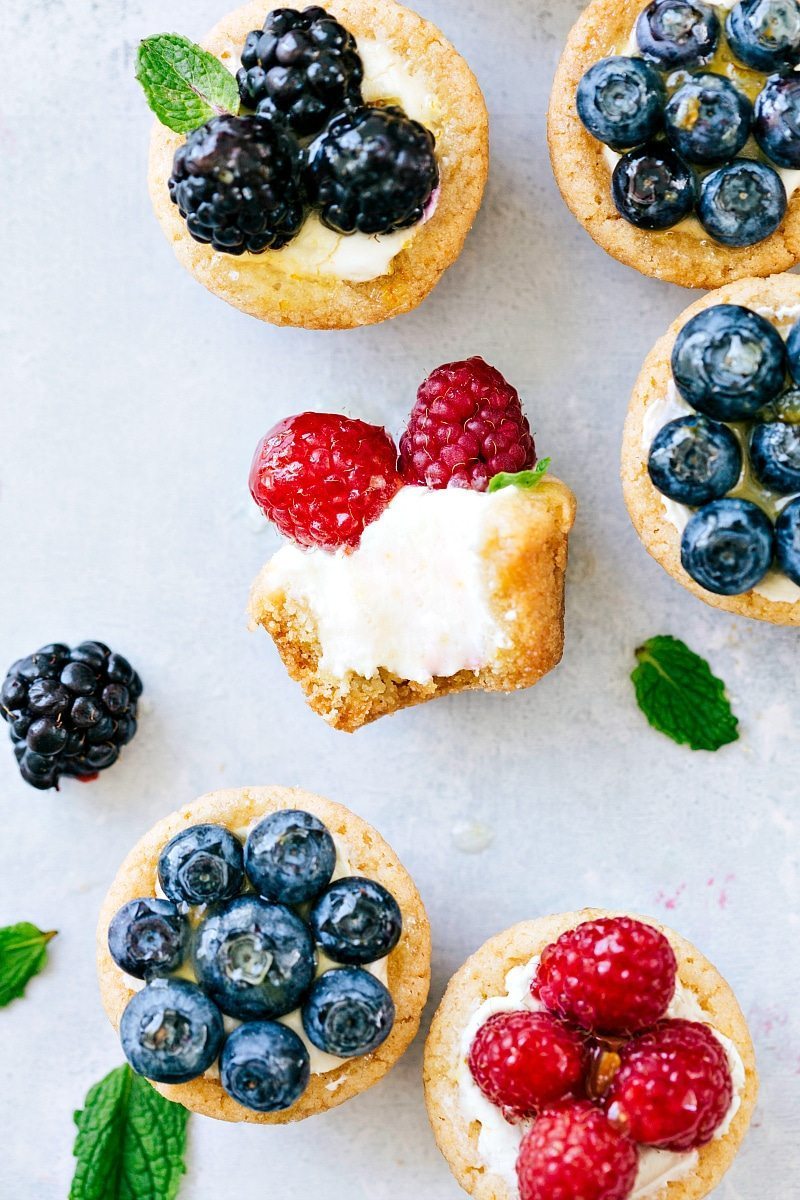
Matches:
[[1, 0, 798, 1196]]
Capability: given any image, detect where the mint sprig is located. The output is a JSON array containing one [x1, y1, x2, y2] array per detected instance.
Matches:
[[632, 636, 739, 752], [0, 922, 56, 1007], [136, 35, 239, 133], [488, 458, 551, 493], [71, 1065, 189, 1200]]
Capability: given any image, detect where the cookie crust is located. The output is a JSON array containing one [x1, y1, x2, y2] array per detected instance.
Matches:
[[547, 0, 800, 289], [248, 480, 577, 731], [147, 0, 489, 329], [622, 272, 800, 625], [423, 909, 758, 1200], [97, 786, 431, 1123]]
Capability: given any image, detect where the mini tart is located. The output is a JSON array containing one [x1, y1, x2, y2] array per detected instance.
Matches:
[[547, 0, 800, 289], [622, 272, 800, 625], [423, 908, 758, 1200], [147, 0, 489, 329], [96, 785, 431, 1123], [248, 480, 577, 732]]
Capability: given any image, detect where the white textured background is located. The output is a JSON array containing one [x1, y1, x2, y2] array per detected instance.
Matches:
[[1, 0, 798, 1196]]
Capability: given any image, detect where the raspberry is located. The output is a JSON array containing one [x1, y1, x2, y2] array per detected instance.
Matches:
[[603, 1019, 733, 1150], [517, 1101, 638, 1200], [249, 412, 402, 550], [468, 1011, 585, 1116], [533, 917, 677, 1036], [399, 358, 536, 491]]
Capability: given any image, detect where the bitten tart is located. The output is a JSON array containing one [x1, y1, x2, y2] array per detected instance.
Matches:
[[548, 0, 800, 288], [622, 272, 800, 624], [143, 0, 489, 329], [424, 910, 758, 1200], [246, 359, 577, 731], [97, 786, 430, 1122]]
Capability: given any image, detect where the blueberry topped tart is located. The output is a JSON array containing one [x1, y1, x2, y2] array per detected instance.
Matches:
[[549, 0, 800, 288], [96, 787, 430, 1122], [138, 0, 488, 329], [622, 272, 800, 624]]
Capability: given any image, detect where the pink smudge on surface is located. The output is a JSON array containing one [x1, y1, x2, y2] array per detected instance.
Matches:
[[655, 883, 686, 910], [706, 873, 736, 909]]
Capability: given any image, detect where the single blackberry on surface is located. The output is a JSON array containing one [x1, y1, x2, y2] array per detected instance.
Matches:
[[168, 114, 305, 255], [1, 641, 142, 790], [238, 6, 363, 137], [305, 105, 439, 235]]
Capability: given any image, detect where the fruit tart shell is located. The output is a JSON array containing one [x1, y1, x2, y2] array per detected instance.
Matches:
[[547, 0, 800, 290], [423, 908, 758, 1200], [147, 0, 489, 329], [248, 479, 577, 732], [97, 786, 431, 1123], [622, 272, 800, 626]]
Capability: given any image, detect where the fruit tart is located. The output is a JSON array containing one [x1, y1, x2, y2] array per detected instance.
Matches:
[[424, 910, 757, 1200]]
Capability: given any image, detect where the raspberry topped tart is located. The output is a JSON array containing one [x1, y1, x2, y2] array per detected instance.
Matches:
[[622, 271, 800, 624], [138, 0, 488, 328], [424, 910, 757, 1200], [549, 0, 800, 288], [97, 786, 430, 1122], [247, 358, 577, 730]]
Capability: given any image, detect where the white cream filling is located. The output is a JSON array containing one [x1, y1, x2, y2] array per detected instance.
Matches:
[[258, 486, 515, 685], [457, 954, 746, 1200], [134, 827, 390, 1079], [641, 303, 800, 604], [215, 35, 440, 282]]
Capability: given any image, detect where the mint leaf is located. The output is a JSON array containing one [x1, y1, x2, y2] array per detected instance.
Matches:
[[71, 1065, 189, 1200], [136, 34, 239, 133], [0, 922, 56, 1007], [488, 458, 551, 493], [632, 636, 739, 752]]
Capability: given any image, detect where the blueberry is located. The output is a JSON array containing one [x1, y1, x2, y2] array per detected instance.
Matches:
[[726, 0, 800, 71], [612, 142, 696, 229], [302, 967, 394, 1057], [220, 1021, 310, 1111], [754, 74, 800, 168], [636, 0, 720, 67], [108, 898, 187, 979], [576, 57, 665, 150], [776, 496, 800, 582], [681, 498, 774, 593], [158, 824, 245, 906], [648, 415, 742, 504], [120, 978, 224, 1083], [698, 158, 787, 247], [788, 315, 800, 382], [310, 877, 402, 965], [750, 389, 800, 492], [671, 304, 787, 420], [193, 896, 316, 1019], [665, 74, 752, 165], [244, 809, 336, 905]]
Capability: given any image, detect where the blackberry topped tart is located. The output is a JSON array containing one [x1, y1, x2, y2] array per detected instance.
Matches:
[[96, 786, 430, 1121], [247, 358, 577, 730], [424, 910, 758, 1200], [622, 271, 800, 624], [139, 1, 488, 328], [549, 0, 800, 288]]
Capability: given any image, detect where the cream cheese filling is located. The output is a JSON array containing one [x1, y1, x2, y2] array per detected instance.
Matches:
[[640, 302, 800, 605], [457, 954, 746, 1200]]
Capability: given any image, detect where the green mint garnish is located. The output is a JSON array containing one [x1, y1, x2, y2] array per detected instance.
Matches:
[[0, 922, 56, 1007], [136, 34, 240, 134], [488, 458, 551, 493], [70, 1065, 189, 1200], [632, 636, 739, 752]]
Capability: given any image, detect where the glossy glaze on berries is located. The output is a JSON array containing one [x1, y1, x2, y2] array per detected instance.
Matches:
[[665, 74, 752, 165], [754, 73, 800, 168], [636, 0, 720, 69], [245, 809, 336, 905], [516, 1101, 639, 1200], [681, 497, 775, 594], [310, 877, 402, 965], [108, 898, 187, 980], [776, 496, 800, 582], [158, 823, 245, 906], [726, 0, 800, 71], [468, 1011, 585, 1115], [698, 159, 787, 247], [302, 966, 395, 1057], [120, 978, 225, 1083], [576, 57, 665, 149], [648, 415, 742, 505], [220, 1020, 311, 1111], [750, 397, 800, 493], [611, 143, 697, 230], [0, 641, 142, 790]]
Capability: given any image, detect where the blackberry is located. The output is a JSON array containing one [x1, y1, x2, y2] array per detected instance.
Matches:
[[238, 6, 363, 137], [305, 105, 439, 235], [0, 641, 142, 790], [168, 114, 304, 256]]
